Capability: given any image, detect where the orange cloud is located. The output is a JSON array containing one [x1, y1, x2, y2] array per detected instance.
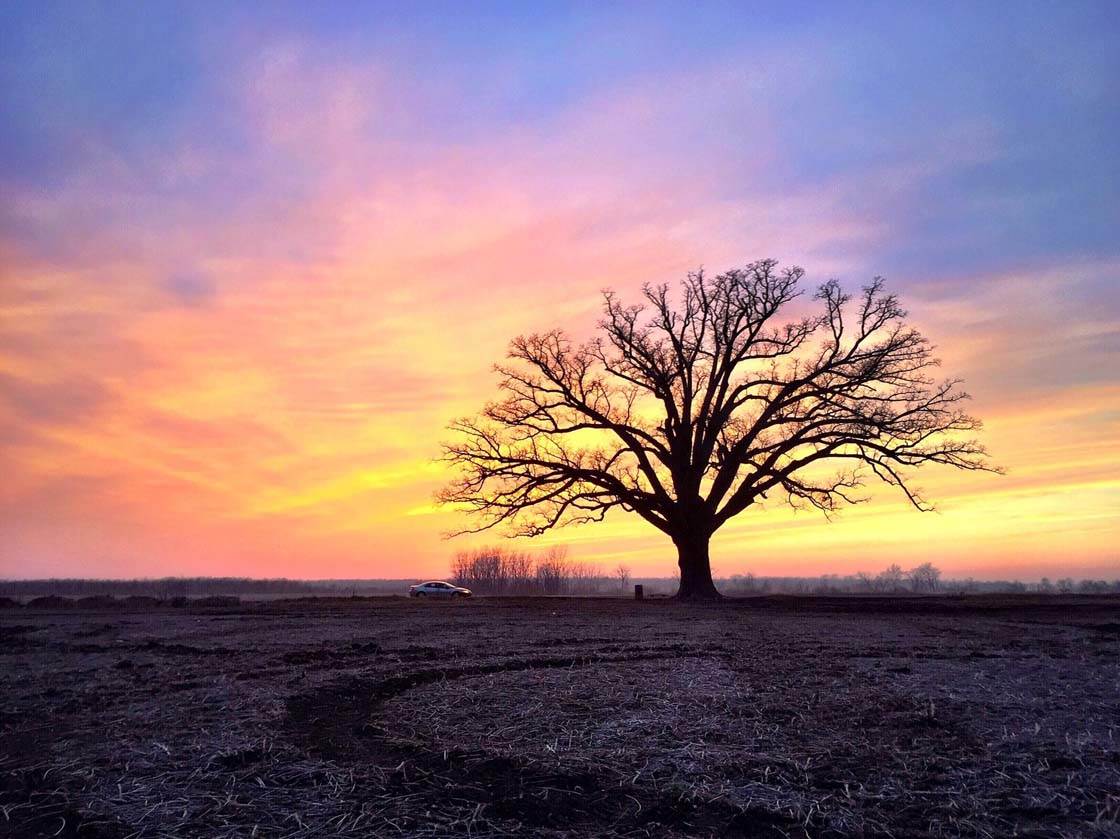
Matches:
[[1, 42, 1117, 582]]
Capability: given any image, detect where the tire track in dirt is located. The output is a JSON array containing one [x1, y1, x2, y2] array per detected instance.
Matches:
[[286, 645, 803, 837]]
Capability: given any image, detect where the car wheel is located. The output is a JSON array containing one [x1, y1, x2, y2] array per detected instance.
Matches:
[[416, 591, 426, 598]]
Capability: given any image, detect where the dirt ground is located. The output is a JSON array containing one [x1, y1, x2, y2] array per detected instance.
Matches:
[[1, 595, 1118, 838]]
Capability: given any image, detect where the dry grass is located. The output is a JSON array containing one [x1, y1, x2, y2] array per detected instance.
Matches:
[[1, 596, 1118, 837]]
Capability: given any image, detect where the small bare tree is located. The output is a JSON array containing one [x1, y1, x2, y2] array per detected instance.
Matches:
[[614, 564, 632, 594], [535, 546, 571, 596], [505, 550, 534, 594], [909, 561, 942, 593], [440, 260, 996, 598], [877, 563, 906, 593]]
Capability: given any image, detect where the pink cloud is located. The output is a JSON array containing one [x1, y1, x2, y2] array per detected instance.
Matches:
[[1, 39, 1116, 581]]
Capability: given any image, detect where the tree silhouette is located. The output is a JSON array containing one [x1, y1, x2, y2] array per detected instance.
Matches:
[[877, 563, 907, 593], [909, 562, 942, 593], [439, 260, 996, 598]]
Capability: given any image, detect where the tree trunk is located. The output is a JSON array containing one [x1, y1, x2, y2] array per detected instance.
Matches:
[[674, 531, 721, 599]]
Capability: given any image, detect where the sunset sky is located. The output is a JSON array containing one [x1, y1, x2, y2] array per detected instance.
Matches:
[[2, 2, 1117, 581]]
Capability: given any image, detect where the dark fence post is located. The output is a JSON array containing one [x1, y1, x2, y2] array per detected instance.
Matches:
[[634, 584, 644, 600]]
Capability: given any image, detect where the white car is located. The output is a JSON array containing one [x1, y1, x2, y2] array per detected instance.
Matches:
[[408, 581, 472, 599]]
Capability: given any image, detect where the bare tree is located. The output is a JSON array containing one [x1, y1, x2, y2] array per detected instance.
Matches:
[[505, 550, 535, 594], [535, 546, 571, 596], [440, 260, 996, 598], [909, 561, 942, 593], [614, 564, 632, 594], [876, 563, 906, 593]]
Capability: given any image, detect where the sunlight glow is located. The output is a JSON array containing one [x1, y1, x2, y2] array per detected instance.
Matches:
[[1, 5, 1117, 580]]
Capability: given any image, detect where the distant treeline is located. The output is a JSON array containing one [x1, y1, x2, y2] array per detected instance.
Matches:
[[0, 577, 413, 598], [2, 566, 1117, 600], [714, 564, 1120, 595]]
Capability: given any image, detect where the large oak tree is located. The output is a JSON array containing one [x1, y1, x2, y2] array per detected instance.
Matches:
[[439, 260, 995, 598]]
